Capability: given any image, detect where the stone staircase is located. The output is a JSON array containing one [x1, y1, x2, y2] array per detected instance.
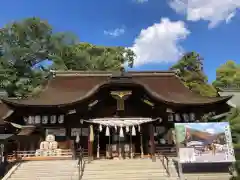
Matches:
[[82, 158, 232, 180], [81, 158, 175, 180], [167, 158, 232, 180], [3, 158, 232, 180], [5, 160, 79, 180]]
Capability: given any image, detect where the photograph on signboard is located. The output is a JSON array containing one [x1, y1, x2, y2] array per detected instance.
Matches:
[[175, 122, 235, 163]]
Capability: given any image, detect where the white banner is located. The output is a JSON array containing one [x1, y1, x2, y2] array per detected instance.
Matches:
[[46, 128, 66, 136]]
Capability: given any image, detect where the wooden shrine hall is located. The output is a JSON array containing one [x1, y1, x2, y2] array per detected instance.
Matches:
[[0, 70, 232, 160]]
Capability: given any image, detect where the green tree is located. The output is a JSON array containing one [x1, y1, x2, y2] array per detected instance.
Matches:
[[52, 43, 135, 71], [0, 17, 135, 97], [227, 108, 240, 144], [170, 52, 217, 97], [0, 17, 77, 97], [213, 60, 240, 89]]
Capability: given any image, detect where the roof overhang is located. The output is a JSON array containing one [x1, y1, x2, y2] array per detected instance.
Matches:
[[1, 79, 232, 108]]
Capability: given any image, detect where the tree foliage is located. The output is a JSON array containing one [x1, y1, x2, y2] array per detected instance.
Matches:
[[226, 107, 240, 144], [170, 52, 217, 97], [213, 60, 240, 89], [0, 17, 65, 97], [51, 43, 135, 71], [0, 17, 135, 97]]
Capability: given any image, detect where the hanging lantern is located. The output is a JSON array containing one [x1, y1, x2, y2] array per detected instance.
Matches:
[[175, 114, 181, 122], [99, 124, 102, 132], [119, 126, 124, 138], [50, 115, 57, 124], [115, 125, 117, 132], [183, 113, 189, 122], [28, 116, 34, 124], [168, 114, 174, 122], [105, 126, 110, 136], [35, 115, 41, 124], [23, 117, 28, 123], [42, 116, 48, 124], [132, 126, 136, 136], [189, 113, 195, 121], [126, 126, 129, 133], [58, 115, 64, 124]]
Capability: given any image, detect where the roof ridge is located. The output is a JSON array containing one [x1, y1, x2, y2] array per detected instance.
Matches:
[[51, 70, 176, 77]]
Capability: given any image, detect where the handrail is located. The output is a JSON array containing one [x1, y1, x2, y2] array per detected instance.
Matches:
[[158, 153, 170, 177], [77, 148, 85, 180], [156, 146, 177, 177]]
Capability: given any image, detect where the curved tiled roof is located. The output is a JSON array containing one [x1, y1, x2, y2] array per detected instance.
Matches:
[[1, 71, 232, 107]]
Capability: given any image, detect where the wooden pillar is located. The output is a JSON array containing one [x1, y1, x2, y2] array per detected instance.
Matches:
[[140, 128, 144, 158], [149, 123, 156, 162]]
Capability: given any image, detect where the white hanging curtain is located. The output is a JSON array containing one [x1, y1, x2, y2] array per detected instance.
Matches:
[[99, 124, 102, 132], [126, 126, 129, 132], [119, 126, 124, 137], [115, 125, 117, 132], [132, 126, 136, 136], [75, 133, 80, 143], [138, 125, 141, 132], [105, 126, 110, 136]]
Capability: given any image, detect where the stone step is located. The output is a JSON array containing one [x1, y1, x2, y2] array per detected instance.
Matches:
[[84, 169, 167, 174], [10, 174, 75, 178], [8, 177, 78, 180], [81, 176, 179, 180]]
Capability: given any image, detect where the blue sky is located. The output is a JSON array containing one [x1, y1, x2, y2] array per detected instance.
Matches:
[[0, 0, 240, 82], [176, 122, 229, 134]]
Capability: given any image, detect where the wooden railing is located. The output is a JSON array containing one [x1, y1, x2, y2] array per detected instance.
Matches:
[[156, 146, 177, 177], [77, 148, 85, 180]]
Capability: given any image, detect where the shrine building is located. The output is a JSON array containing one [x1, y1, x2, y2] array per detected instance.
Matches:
[[0, 70, 232, 160]]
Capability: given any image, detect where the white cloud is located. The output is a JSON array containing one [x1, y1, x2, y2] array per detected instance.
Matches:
[[206, 128, 215, 134], [169, 0, 240, 28], [135, 0, 149, 3], [130, 18, 190, 66], [104, 28, 125, 37]]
